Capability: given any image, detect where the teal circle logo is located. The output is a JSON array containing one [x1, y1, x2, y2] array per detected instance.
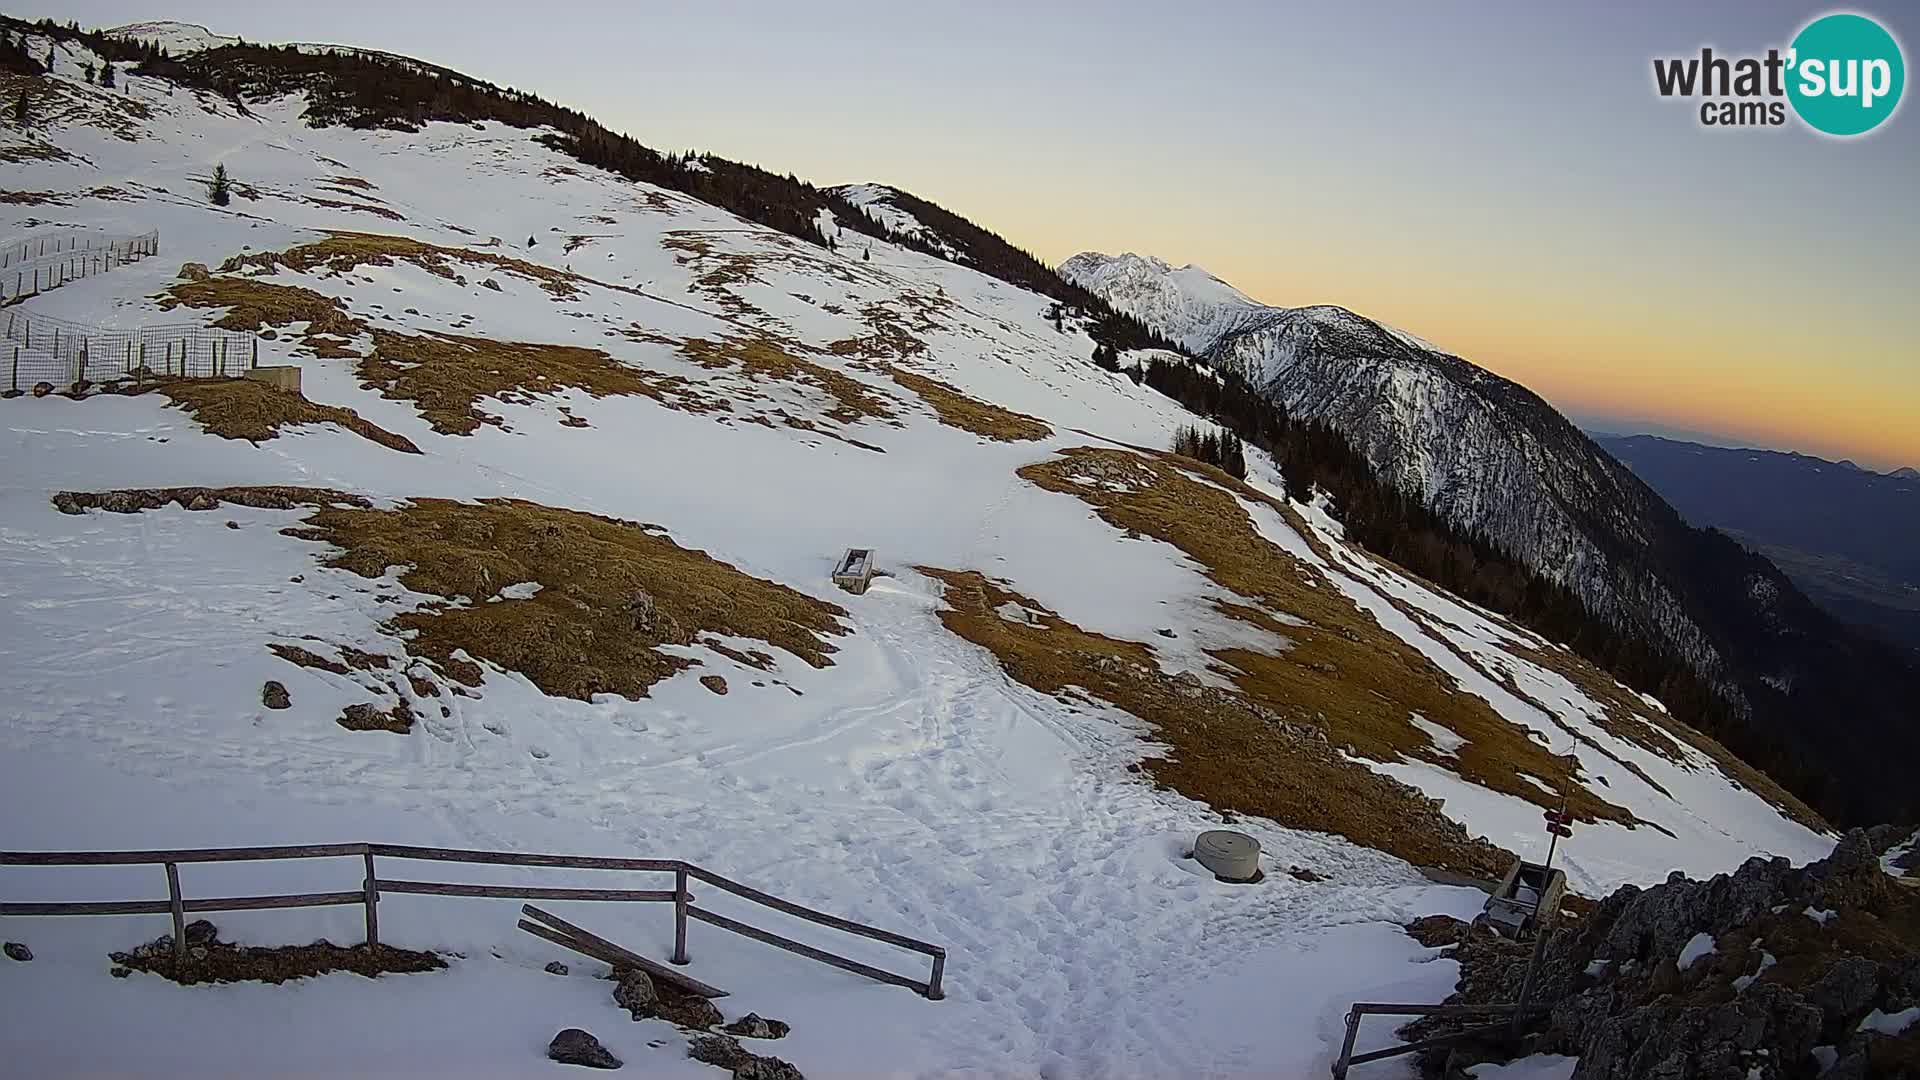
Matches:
[[1787, 13, 1905, 136]]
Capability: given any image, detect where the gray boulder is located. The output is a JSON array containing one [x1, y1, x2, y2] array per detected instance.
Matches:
[[611, 968, 657, 1018], [722, 1013, 791, 1040], [547, 1028, 621, 1070]]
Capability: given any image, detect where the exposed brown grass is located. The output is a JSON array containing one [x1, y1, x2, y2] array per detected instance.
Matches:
[[267, 642, 351, 676], [1021, 447, 1641, 829], [921, 567, 1512, 877], [884, 367, 1050, 442], [675, 335, 894, 427], [361, 329, 724, 435], [306, 197, 405, 221], [338, 700, 414, 733], [160, 276, 365, 340], [51, 486, 371, 517], [155, 378, 419, 454], [294, 497, 849, 701], [220, 232, 581, 298], [111, 934, 443, 986]]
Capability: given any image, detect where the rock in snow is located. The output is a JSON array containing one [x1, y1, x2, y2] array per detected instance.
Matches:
[[546, 1028, 621, 1069]]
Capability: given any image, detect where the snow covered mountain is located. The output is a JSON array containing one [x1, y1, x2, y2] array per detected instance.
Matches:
[[0, 19, 1846, 1078], [1062, 250, 1920, 829], [1060, 252, 1712, 670]]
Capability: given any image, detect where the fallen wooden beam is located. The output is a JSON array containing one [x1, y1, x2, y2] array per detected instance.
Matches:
[[519, 904, 728, 999]]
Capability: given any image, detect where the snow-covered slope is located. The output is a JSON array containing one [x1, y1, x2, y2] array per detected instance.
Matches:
[[0, 26, 1832, 1078], [1063, 252, 1737, 696], [830, 184, 966, 263], [104, 20, 240, 54]]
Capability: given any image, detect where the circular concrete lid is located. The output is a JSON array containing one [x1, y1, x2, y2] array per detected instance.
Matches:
[[1194, 829, 1261, 881]]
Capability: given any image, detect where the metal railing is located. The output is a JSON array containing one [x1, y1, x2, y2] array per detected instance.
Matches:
[[1330, 1001, 1551, 1078], [0, 230, 160, 301], [1, 841, 947, 1000], [2, 307, 258, 392]]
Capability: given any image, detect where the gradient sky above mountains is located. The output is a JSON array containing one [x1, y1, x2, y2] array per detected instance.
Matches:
[[36, 0, 1920, 469]]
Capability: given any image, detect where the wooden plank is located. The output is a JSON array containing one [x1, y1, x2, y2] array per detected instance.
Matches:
[[376, 879, 676, 903], [182, 891, 365, 913], [1349, 1002, 1526, 1017], [362, 852, 379, 949], [685, 905, 929, 997], [0, 844, 369, 866], [685, 865, 943, 958], [369, 844, 680, 873], [519, 904, 729, 999], [515, 919, 731, 1001], [165, 863, 186, 965], [1, 899, 174, 916]]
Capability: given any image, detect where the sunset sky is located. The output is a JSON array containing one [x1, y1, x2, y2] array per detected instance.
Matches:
[[38, 0, 1920, 469]]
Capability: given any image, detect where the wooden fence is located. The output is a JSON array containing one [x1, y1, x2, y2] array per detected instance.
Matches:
[[0, 842, 946, 1000]]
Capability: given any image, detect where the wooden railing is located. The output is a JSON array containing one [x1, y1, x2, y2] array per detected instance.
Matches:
[[0, 842, 945, 1000]]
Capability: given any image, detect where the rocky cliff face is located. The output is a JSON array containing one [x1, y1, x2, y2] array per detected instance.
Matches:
[[1410, 828, 1920, 1079]]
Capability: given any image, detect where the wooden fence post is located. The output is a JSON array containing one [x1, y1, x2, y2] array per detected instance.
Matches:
[[672, 865, 690, 965], [165, 862, 186, 966], [362, 851, 379, 950], [10, 346, 17, 393], [928, 951, 945, 1001]]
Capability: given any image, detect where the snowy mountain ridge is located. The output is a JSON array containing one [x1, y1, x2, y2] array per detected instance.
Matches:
[[1062, 251, 1721, 675], [0, 19, 1842, 1077], [1063, 249, 1920, 831]]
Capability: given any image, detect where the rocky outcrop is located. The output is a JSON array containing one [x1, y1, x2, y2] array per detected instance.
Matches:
[[1408, 830, 1920, 1079], [688, 1034, 804, 1080], [547, 1028, 621, 1069]]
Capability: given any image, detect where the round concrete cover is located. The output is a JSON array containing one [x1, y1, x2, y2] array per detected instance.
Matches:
[[1194, 829, 1261, 881]]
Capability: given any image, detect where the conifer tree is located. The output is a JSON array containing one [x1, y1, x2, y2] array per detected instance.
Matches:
[[13, 90, 27, 128], [206, 163, 232, 206], [100, 62, 115, 88]]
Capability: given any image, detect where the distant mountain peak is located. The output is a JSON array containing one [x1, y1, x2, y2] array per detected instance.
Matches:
[[1894, 466, 1920, 480]]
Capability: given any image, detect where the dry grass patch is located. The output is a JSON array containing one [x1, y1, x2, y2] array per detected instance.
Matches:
[[220, 232, 581, 298], [294, 497, 848, 701], [1021, 447, 1641, 829], [51, 485, 370, 518], [267, 642, 351, 676], [676, 334, 894, 427], [160, 276, 365, 341], [112, 929, 443, 986], [361, 329, 724, 435], [155, 378, 419, 454], [306, 197, 405, 222], [921, 567, 1511, 877], [338, 700, 414, 733], [884, 367, 1050, 442]]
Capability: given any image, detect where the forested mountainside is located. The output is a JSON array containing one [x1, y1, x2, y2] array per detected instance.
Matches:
[[1057, 252, 1920, 826]]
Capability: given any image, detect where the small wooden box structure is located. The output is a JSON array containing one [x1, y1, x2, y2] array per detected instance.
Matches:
[[1482, 859, 1566, 939], [832, 548, 876, 595], [243, 365, 302, 395]]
